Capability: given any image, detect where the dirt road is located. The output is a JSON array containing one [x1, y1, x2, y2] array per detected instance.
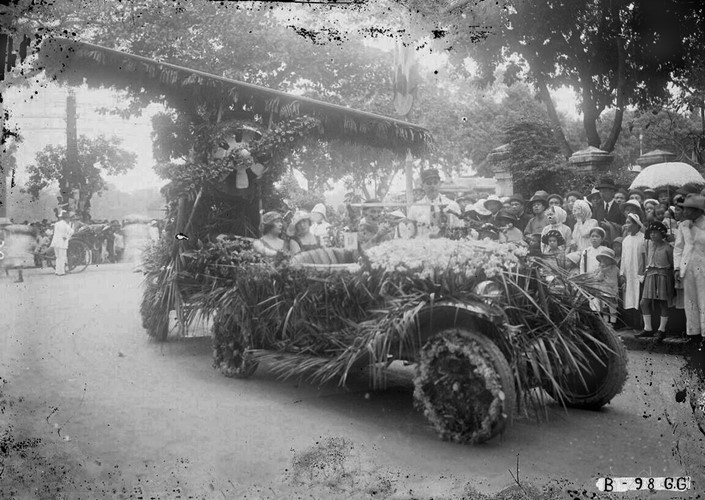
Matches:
[[1, 264, 703, 499]]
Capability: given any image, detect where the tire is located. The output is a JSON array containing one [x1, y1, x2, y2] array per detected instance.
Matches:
[[413, 328, 515, 444], [66, 239, 91, 273], [543, 317, 628, 410]]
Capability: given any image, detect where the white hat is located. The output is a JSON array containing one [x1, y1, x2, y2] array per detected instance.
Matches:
[[389, 209, 406, 219], [483, 195, 503, 211], [311, 203, 327, 220], [472, 200, 492, 216]]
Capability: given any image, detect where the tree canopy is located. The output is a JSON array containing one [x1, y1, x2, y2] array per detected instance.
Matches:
[[25, 135, 137, 220], [403, 0, 705, 157]]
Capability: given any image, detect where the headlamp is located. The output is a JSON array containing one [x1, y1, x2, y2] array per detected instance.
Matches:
[[473, 280, 504, 300]]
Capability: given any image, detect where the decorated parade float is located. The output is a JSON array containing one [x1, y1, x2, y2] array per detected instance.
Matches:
[[37, 37, 627, 445]]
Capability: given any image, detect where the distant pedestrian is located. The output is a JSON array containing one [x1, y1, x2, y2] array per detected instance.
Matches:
[[50, 211, 74, 276]]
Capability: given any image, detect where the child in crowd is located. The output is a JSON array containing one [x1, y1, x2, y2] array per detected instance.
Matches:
[[578, 227, 606, 274], [619, 213, 646, 328], [635, 221, 674, 341], [595, 247, 620, 325], [540, 205, 572, 254], [565, 251, 581, 278], [310, 203, 332, 247], [644, 199, 659, 223], [542, 229, 567, 268], [527, 233, 543, 257]]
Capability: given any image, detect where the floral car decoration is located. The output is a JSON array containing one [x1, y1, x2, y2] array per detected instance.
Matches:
[[141, 235, 627, 444]]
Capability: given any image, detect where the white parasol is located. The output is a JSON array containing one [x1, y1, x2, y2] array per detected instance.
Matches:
[[629, 162, 705, 190]]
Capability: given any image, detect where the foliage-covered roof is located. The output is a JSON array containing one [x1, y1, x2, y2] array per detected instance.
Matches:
[[35, 37, 433, 156]]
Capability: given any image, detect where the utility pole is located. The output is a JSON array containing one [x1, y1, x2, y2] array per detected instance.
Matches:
[[63, 88, 78, 217]]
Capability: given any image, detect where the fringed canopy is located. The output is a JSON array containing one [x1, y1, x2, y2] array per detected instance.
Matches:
[[35, 37, 433, 157]]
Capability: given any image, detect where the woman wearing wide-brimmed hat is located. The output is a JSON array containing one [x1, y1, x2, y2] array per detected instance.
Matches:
[[523, 192, 550, 236], [253, 211, 289, 260], [287, 210, 320, 255], [494, 209, 524, 243], [674, 195, 705, 346]]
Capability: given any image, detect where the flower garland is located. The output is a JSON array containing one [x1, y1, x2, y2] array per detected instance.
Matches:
[[365, 238, 527, 281], [413, 332, 508, 444]]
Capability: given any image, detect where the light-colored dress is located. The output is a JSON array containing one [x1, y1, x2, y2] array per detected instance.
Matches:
[[620, 232, 645, 310], [310, 221, 332, 247], [675, 215, 705, 336], [572, 218, 599, 252]]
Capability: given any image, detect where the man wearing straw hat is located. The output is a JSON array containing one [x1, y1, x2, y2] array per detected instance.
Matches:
[[408, 168, 462, 238]]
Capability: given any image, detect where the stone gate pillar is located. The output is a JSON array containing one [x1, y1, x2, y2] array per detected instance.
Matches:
[[636, 149, 677, 168], [487, 144, 513, 196], [568, 146, 614, 174]]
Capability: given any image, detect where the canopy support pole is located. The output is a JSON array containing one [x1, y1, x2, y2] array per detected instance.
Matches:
[[405, 149, 414, 215]]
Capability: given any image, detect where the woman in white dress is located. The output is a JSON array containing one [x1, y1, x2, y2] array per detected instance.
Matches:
[[619, 213, 645, 314], [570, 200, 598, 252]]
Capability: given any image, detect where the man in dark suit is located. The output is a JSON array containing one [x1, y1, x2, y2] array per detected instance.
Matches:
[[507, 193, 531, 232], [591, 178, 625, 243]]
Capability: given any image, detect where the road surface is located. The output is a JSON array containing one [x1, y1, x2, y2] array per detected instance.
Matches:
[[1, 264, 704, 499]]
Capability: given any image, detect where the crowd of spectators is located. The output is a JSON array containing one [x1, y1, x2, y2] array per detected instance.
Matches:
[[252, 170, 705, 348]]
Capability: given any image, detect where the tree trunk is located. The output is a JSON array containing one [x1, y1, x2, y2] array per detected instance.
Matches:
[[535, 76, 573, 159], [602, 35, 628, 153]]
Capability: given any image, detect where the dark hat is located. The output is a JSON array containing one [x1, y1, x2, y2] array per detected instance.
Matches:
[[644, 221, 668, 240], [564, 190, 583, 200], [541, 229, 565, 246], [628, 188, 645, 200], [596, 177, 618, 190], [495, 208, 518, 223], [420, 169, 441, 183], [680, 194, 705, 211], [587, 188, 602, 201], [655, 186, 671, 195], [527, 193, 549, 210], [547, 193, 564, 205], [508, 193, 526, 204]]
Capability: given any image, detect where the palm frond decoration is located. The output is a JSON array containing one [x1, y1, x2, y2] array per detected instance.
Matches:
[[155, 236, 625, 422]]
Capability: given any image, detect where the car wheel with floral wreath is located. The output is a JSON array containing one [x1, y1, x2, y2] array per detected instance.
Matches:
[[541, 315, 628, 410], [413, 328, 515, 444]]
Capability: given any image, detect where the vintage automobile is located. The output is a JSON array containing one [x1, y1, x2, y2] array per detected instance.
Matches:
[[168, 236, 628, 445]]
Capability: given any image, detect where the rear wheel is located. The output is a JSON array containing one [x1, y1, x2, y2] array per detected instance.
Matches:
[[543, 317, 628, 410], [67, 239, 91, 273], [413, 328, 515, 444]]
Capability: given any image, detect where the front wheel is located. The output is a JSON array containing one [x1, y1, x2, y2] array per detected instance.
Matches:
[[543, 317, 628, 410], [413, 328, 515, 444]]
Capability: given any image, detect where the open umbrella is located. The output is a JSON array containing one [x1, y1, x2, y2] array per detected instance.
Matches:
[[629, 162, 705, 190]]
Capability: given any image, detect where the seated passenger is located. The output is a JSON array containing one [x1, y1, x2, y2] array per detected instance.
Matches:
[[253, 211, 289, 260], [287, 211, 320, 255]]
